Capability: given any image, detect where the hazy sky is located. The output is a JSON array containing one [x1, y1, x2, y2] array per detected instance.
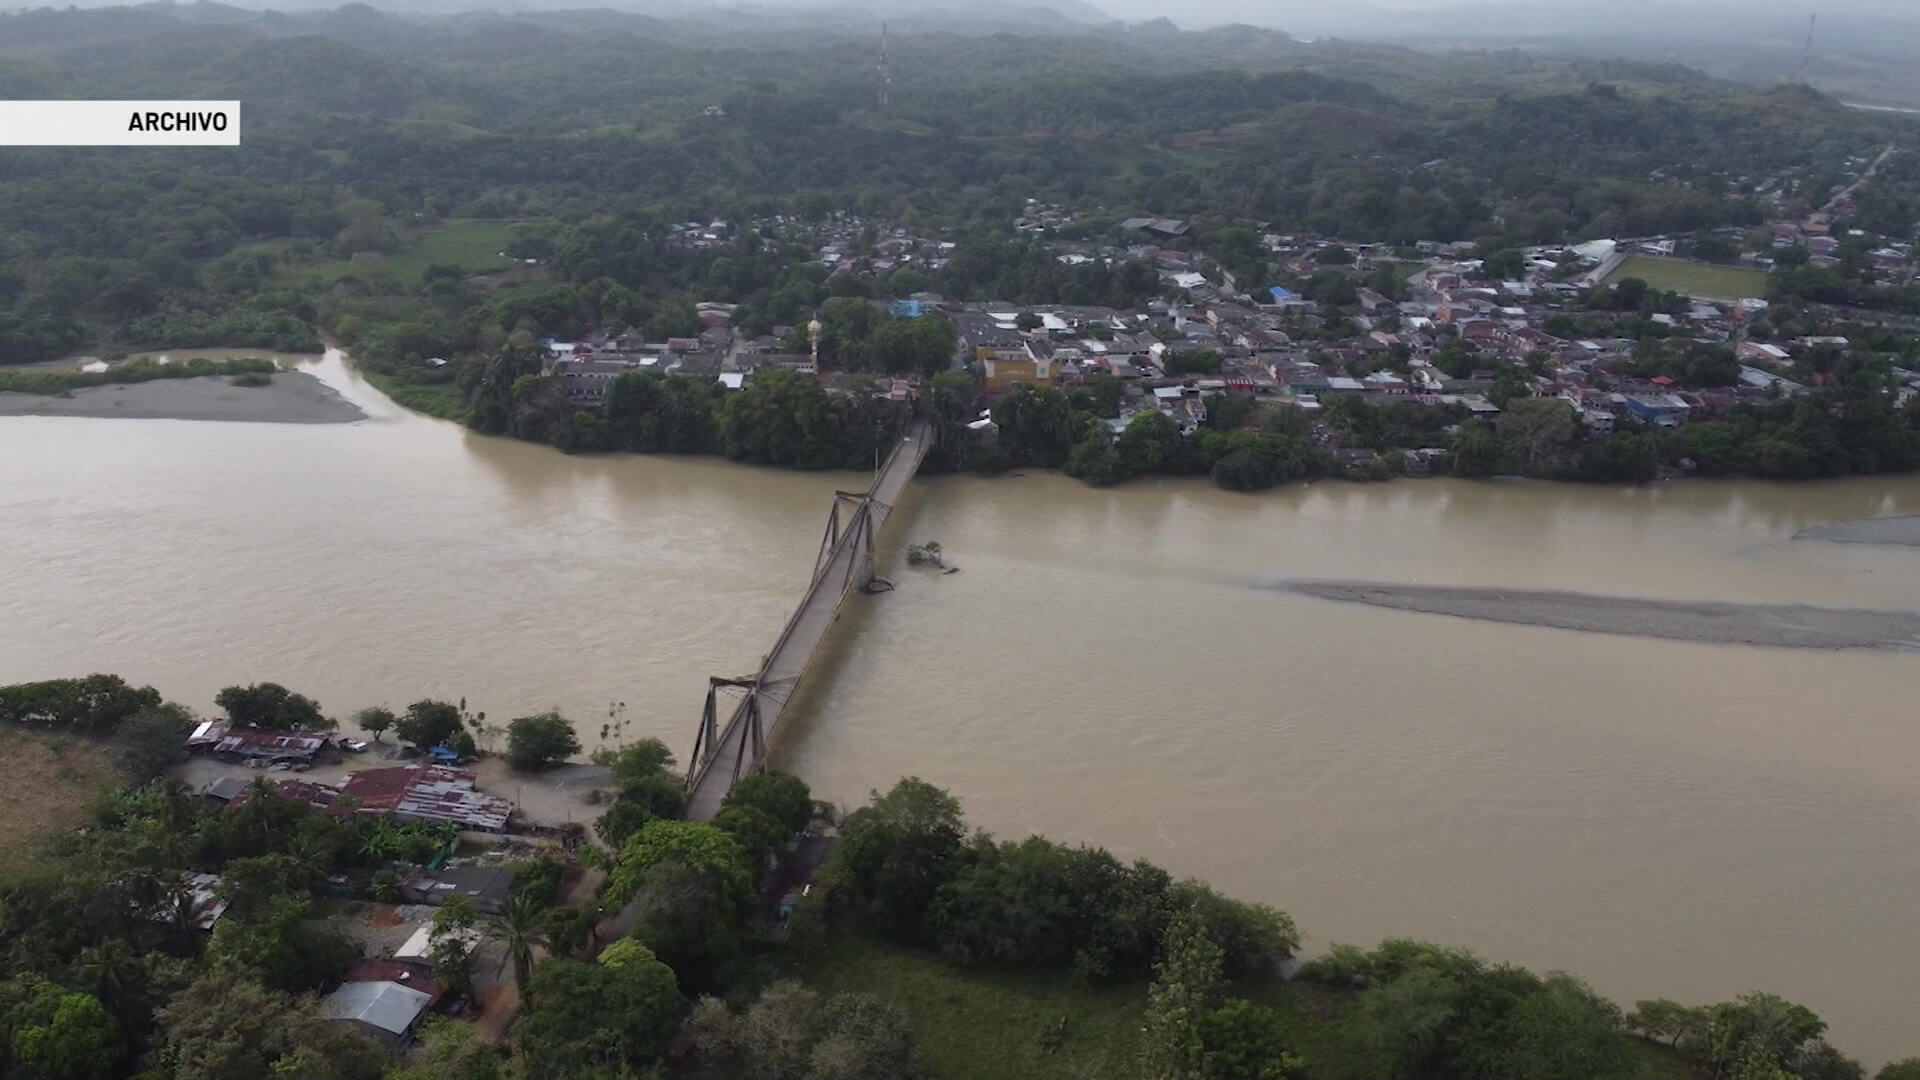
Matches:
[[1088, 0, 1911, 32]]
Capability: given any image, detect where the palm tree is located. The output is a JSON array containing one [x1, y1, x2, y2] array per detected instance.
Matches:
[[283, 832, 333, 888], [490, 891, 549, 999], [231, 775, 280, 854], [77, 940, 152, 1039]]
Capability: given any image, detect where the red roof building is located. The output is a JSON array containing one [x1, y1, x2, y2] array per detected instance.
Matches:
[[339, 765, 514, 832]]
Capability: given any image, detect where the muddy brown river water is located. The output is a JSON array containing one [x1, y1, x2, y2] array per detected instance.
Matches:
[[4, 350, 1919, 1061]]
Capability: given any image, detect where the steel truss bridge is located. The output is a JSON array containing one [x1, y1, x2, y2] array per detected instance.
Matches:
[[682, 418, 932, 821]]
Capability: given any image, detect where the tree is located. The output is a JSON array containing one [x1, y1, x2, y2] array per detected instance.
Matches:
[[1628, 998, 1706, 1049], [1608, 277, 1649, 311], [393, 698, 463, 750], [213, 683, 328, 731], [992, 384, 1078, 469], [206, 895, 357, 994], [1194, 999, 1303, 1080], [805, 993, 923, 1080], [517, 944, 680, 1078], [828, 778, 968, 945], [1481, 248, 1525, 280], [385, 1018, 506, 1080], [492, 891, 549, 999], [1691, 233, 1737, 262], [430, 895, 480, 997], [1117, 409, 1183, 476], [115, 702, 196, 781], [604, 738, 676, 785], [1700, 993, 1828, 1077], [716, 804, 793, 868], [607, 819, 752, 910], [1347, 967, 1461, 1080], [353, 706, 394, 742], [1496, 398, 1575, 473], [1489, 368, 1532, 408], [930, 835, 1172, 975], [1164, 349, 1221, 375], [1066, 428, 1125, 486], [596, 771, 687, 847], [1014, 310, 1042, 331], [689, 981, 822, 1080], [1141, 910, 1225, 1080], [1494, 975, 1632, 1080], [1793, 1042, 1866, 1080], [1877, 1061, 1920, 1080], [724, 771, 815, 836], [0, 674, 161, 735], [74, 940, 177, 1048], [0, 976, 121, 1080], [1170, 880, 1299, 980], [595, 738, 687, 848], [506, 712, 581, 771], [150, 970, 383, 1080]]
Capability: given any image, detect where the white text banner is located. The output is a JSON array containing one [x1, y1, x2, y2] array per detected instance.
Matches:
[[0, 101, 241, 146]]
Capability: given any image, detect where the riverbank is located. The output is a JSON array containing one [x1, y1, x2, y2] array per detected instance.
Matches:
[[1279, 580, 1920, 651], [0, 370, 365, 424], [795, 932, 1698, 1080]]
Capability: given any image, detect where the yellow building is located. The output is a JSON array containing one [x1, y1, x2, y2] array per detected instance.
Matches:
[[980, 343, 1055, 394]]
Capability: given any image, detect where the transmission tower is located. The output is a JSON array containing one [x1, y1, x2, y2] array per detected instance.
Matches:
[[878, 21, 893, 116], [1799, 13, 1817, 86]]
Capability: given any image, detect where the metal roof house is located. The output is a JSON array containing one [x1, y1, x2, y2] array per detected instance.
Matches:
[[399, 866, 516, 914], [338, 765, 514, 832], [321, 960, 441, 1049], [189, 721, 328, 764]]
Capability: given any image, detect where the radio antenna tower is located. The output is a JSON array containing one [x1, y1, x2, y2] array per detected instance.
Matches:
[[1799, 13, 1817, 86], [878, 22, 893, 116]]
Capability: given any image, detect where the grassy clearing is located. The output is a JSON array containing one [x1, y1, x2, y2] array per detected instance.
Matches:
[[362, 371, 469, 421], [1379, 258, 1425, 283], [287, 220, 519, 287], [802, 935, 1147, 1080], [0, 730, 119, 873], [1604, 255, 1769, 300], [802, 935, 1701, 1080]]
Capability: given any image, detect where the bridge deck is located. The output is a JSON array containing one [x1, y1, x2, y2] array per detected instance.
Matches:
[[683, 418, 931, 821]]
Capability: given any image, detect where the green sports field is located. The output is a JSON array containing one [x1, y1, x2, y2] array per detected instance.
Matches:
[[1603, 255, 1769, 301]]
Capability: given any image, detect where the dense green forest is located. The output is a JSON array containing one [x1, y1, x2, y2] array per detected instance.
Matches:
[[0, 3, 1911, 365], [3, 673, 1918, 1080]]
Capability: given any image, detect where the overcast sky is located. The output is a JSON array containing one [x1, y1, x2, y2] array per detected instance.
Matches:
[[1088, 0, 1911, 32]]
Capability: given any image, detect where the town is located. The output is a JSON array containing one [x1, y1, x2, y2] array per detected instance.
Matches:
[[544, 173, 1920, 482]]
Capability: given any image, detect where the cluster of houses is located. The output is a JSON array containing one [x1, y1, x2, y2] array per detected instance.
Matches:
[[179, 755, 528, 1047], [542, 177, 1919, 452], [545, 300, 924, 408], [202, 761, 517, 833], [937, 205, 1920, 444]]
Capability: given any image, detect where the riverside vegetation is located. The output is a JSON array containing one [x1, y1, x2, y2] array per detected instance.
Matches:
[[2, 672, 1917, 1080], [0, 357, 278, 396]]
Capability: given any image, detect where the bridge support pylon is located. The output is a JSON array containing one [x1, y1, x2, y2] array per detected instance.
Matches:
[[689, 676, 764, 789]]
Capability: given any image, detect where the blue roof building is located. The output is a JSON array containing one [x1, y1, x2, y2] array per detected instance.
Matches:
[[1269, 287, 1299, 302], [889, 299, 925, 318]]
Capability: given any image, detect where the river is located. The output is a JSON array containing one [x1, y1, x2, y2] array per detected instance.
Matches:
[[4, 350, 1918, 1062]]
